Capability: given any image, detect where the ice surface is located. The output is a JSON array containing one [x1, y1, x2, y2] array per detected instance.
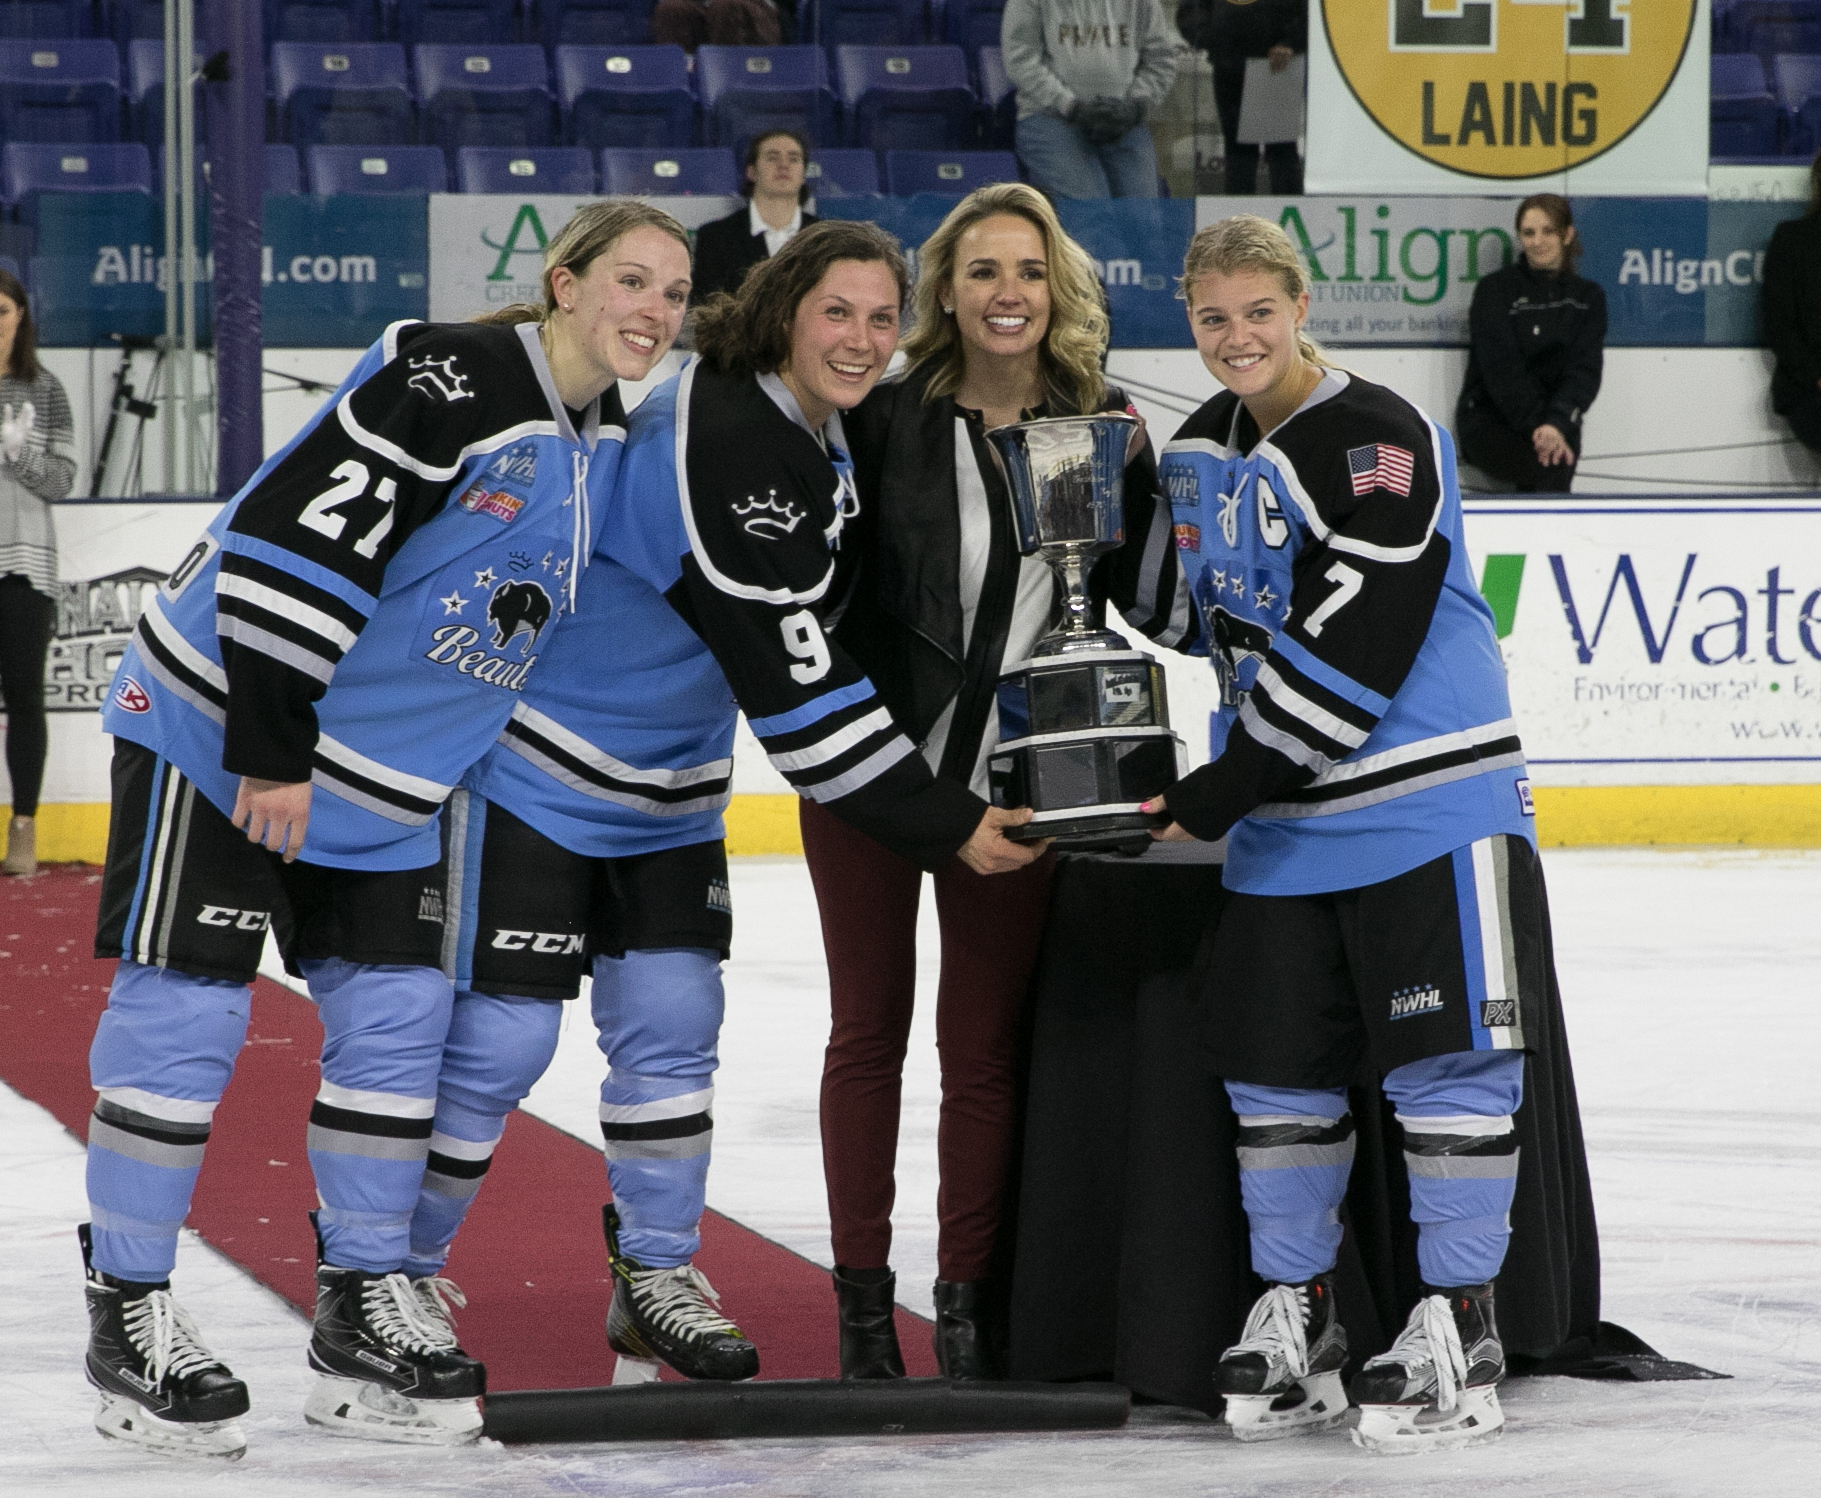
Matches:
[[4, 849, 1818, 1496]]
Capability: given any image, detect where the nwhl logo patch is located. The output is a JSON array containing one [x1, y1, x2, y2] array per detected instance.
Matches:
[[1389, 984, 1445, 1020], [1323, 1, 1698, 179]]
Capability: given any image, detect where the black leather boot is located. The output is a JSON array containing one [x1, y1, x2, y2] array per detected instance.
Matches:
[[931, 1279, 994, 1380], [832, 1266, 905, 1379]]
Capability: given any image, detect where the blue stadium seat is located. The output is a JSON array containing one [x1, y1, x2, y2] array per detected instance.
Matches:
[[398, 0, 522, 48], [1711, 52, 1782, 157], [265, 142, 305, 193], [543, 0, 658, 46], [807, 0, 927, 49], [0, 40, 121, 147], [456, 144, 597, 191], [112, 1, 174, 47], [306, 142, 449, 192], [266, 0, 382, 44], [883, 146, 1014, 194], [0, 1, 91, 38], [274, 42, 415, 147], [0, 253, 21, 283], [558, 44, 695, 150], [600, 145, 738, 194], [697, 46, 838, 151], [940, 0, 1002, 59], [2, 142, 151, 224], [1712, 0, 1750, 53], [127, 40, 212, 147], [1775, 53, 1821, 154], [1740, 1, 1821, 55], [416, 44, 552, 151], [804, 145, 878, 196], [835, 45, 973, 151], [977, 43, 1013, 146]]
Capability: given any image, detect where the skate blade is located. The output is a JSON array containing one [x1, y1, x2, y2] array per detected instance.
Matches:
[[303, 1374, 482, 1446], [1222, 1371, 1350, 1442], [94, 1392, 247, 1460], [1351, 1387, 1504, 1455], [612, 1354, 664, 1386]]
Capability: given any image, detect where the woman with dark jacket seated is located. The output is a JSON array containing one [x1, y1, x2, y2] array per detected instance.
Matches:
[[1762, 152, 1821, 457], [810, 183, 1187, 1379], [1456, 193, 1605, 493], [689, 131, 817, 305]]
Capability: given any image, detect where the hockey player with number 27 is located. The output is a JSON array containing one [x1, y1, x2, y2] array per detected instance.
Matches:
[[393, 219, 1046, 1389], [1147, 215, 1570, 1454], [78, 201, 692, 1457]]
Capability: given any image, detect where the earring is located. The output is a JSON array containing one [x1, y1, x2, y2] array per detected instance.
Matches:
[[941, 304, 954, 314], [562, 303, 573, 312]]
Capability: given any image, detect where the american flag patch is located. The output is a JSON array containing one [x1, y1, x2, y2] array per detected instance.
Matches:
[[1346, 444, 1415, 497]]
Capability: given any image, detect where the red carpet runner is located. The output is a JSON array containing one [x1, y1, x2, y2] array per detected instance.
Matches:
[[0, 866, 938, 1389]]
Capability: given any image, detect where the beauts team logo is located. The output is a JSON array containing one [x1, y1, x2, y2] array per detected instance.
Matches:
[[1324, 1, 1698, 179]]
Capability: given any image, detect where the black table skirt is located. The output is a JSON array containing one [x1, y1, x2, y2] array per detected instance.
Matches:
[[1005, 854, 1603, 1414]]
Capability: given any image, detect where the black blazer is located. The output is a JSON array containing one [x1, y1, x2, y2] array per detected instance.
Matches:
[[1763, 214, 1821, 414], [1457, 256, 1606, 439], [690, 205, 817, 303]]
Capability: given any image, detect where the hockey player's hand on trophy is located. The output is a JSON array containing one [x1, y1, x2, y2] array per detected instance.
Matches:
[[959, 805, 1050, 874], [1140, 790, 1197, 842], [232, 776, 312, 862]]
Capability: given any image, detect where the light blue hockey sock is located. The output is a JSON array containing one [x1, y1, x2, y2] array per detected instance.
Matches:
[[1384, 1051, 1526, 1287], [86, 961, 251, 1281], [303, 958, 453, 1274], [1226, 1080, 1355, 1285], [594, 948, 724, 1269], [403, 990, 563, 1278]]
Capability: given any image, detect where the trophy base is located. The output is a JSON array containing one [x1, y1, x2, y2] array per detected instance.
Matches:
[[1005, 808, 1168, 855]]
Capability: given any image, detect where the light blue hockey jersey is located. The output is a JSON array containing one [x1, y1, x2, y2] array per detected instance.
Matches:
[[1158, 370, 1533, 895], [103, 320, 622, 870]]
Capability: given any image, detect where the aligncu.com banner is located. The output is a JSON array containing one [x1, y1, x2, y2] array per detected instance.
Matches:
[[1464, 496, 1821, 787], [1309, 0, 1711, 196]]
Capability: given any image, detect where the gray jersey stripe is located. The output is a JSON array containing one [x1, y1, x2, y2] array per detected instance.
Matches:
[[1403, 1151, 1521, 1180], [1236, 1140, 1358, 1171], [602, 1133, 714, 1162], [88, 1117, 208, 1170], [306, 1123, 432, 1161]]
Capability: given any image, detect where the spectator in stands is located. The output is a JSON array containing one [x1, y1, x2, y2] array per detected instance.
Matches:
[[690, 131, 817, 303], [0, 268, 75, 878], [1176, 0, 1304, 195], [1001, 0, 1181, 199], [1762, 153, 1821, 459], [1456, 194, 1605, 494], [813, 184, 1182, 1380], [650, 0, 784, 50]]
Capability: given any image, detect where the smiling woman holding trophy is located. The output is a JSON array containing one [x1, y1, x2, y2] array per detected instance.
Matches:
[[810, 183, 1191, 1381]]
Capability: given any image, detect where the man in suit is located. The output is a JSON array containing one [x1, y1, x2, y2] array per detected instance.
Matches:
[[690, 131, 818, 303]]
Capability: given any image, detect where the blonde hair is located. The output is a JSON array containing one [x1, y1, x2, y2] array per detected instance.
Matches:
[[1179, 214, 1334, 369], [471, 199, 689, 326], [901, 183, 1108, 414]]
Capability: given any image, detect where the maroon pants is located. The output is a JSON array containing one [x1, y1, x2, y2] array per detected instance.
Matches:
[[801, 798, 1055, 1282]]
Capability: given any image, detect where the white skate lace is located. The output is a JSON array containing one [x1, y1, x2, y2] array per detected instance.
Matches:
[[629, 1264, 740, 1342], [411, 1274, 468, 1340], [1227, 1283, 1311, 1379], [1365, 1294, 1469, 1413], [362, 1272, 461, 1356], [121, 1290, 222, 1388]]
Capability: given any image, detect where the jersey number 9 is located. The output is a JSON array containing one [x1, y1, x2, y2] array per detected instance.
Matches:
[[781, 610, 831, 684]]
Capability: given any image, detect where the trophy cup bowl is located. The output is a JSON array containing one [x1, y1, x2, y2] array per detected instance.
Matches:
[[983, 415, 1185, 852]]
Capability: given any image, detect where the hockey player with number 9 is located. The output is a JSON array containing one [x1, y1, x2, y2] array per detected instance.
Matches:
[[1146, 216, 1569, 1454], [77, 201, 693, 1457]]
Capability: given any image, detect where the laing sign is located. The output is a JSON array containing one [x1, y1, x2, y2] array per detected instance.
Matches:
[[1324, 0, 1699, 178]]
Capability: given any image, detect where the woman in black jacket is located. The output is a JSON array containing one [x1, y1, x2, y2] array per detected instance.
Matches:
[[1762, 153, 1821, 456], [1177, 0, 1305, 195], [810, 183, 1188, 1380], [1456, 193, 1606, 493]]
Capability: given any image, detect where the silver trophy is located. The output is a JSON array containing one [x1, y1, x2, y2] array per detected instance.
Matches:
[[984, 415, 1186, 851]]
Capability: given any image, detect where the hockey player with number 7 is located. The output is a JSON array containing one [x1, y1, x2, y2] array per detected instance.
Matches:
[[77, 202, 693, 1457], [390, 219, 1046, 1388], [1147, 216, 1570, 1454]]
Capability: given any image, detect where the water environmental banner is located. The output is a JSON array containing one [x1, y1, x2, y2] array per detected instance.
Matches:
[[1307, 0, 1711, 197], [1461, 497, 1821, 786], [29, 192, 427, 347]]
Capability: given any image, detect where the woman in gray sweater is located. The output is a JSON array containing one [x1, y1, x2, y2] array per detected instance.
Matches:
[[0, 269, 77, 876]]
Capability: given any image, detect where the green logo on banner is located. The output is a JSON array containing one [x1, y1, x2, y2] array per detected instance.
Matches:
[[484, 203, 549, 282], [1479, 553, 1525, 639]]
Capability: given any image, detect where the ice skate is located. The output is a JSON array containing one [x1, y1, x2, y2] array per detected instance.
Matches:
[[603, 1204, 758, 1382], [1215, 1272, 1350, 1441], [79, 1224, 249, 1460], [305, 1250, 485, 1444], [1351, 1282, 1506, 1455], [409, 1273, 468, 1343]]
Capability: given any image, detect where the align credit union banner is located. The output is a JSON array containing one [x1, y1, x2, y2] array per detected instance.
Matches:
[[1308, 0, 1711, 196]]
